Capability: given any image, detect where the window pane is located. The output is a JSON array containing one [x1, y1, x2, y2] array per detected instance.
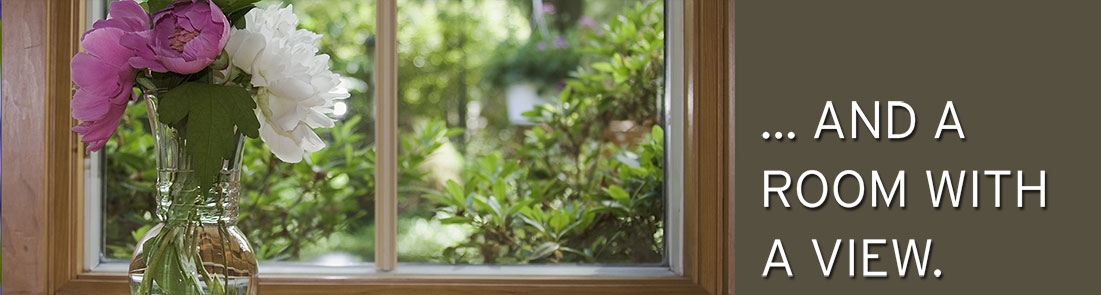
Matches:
[[100, 0, 377, 265], [396, 0, 666, 264]]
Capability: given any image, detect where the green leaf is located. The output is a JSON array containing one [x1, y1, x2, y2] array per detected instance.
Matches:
[[226, 4, 256, 29], [486, 196, 504, 222], [506, 198, 531, 217], [492, 181, 506, 201], [213, 0, 262, 15], [140, 226, 198, 295], [131, 224, 152, 243], [438, 216, 475, 224], [592, 62, 615, 73], [518, 214, 547, 235], [151, 244, 191, 294], [443, 180, 465, 206], [605, 185, 630, 203], [549, 213, 569, 234], [159, 82, 260, 192], [423, 193, 453, 206], [146, 0, 175, 13], [651, 125, 664, 145], [530, 242, 559, 260]]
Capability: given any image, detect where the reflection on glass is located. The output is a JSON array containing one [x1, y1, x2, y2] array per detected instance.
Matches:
[[396, 0, 666, 264], [102, 0, 377, 265]]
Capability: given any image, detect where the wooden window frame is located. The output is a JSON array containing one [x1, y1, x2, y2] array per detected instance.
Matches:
[[0, 0, 732, 294]]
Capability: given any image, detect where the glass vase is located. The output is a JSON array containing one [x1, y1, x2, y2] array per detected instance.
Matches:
[[129, 93, 259, 295]]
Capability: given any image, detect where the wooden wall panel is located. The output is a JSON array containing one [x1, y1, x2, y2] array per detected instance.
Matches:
[[2, 0, 50, 294], [692, 0, 732, 294]]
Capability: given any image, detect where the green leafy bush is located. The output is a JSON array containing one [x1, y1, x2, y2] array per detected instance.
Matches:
[[484, 2, 586, 91], [103, 111, 451, 261], [427, 0, 666, 264], [430, 126, 663, 264]]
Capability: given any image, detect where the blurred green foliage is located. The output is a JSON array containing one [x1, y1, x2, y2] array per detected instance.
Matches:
[[241, 116, 454, 260], [103, 104, 158, 259], [104, 110, 450, 261], [428, 1, 666, 263], [484, 7, 584, 90], [289, 0, 377, 138]]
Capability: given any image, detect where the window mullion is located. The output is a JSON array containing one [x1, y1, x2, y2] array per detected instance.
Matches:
[[374, 0, 399, 272]]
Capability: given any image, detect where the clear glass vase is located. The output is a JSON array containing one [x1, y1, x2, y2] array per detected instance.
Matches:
[[129, 93, 259, 295]]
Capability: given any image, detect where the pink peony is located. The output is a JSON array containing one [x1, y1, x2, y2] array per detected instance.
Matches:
[[124, 0, 230, 74], [70, 0, 149, 152]]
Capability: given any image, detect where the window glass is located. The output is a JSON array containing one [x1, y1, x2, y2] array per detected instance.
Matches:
[[97, 0, 667, 268], [395, 0, 667, 264], [100, 0, 377, 265]]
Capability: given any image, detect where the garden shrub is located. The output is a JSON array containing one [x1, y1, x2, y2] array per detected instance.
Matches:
[[427, 0, 666, 264], [103, 112, 449, 261]]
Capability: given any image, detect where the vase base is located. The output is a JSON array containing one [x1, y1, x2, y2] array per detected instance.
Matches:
[[129, 273, 257, 295], [128, 223, 259, 295]]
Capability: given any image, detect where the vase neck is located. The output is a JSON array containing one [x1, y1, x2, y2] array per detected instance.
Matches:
[[146, 93, 246, 226], [155, 183, 241, 225]]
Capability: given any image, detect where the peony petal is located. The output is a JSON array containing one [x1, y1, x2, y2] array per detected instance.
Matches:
[[181, 33, 212, 59], [92, 18, 145, 34], [71, 53, 124, 94], [128, 56, 167, 73], [185, 8, 210, 33], [177, 11, 199, 32], [79, 135, 111, 153], [224, 29, 245, 54], [182, 31, 222, 59], [108, 0, 150, 27], [74, 104, 125, 140], [269, 78, 314, 101], [90, 1, 150, 33], [70, 89, 111, 122], [120, 31, 170, 72], [293, 124, 326, 153], [265, 93, 306, 132], [207, 0, 231, 49], [151, 19, 178, 50], [299, 95, 327, 107], [72, 103, 127, 153], [81, 28, 132, 67], [106, 71, 137, 104], [259, 120, 304, 163], [161, 56, 212, 74], [303, 109, 335, 129], [226, 31, 266, 74], [120, 31, 154, 57]]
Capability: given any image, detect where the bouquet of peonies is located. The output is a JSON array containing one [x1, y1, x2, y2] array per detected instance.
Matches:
[[71, 0, 346, 187], [71, 1, 345, 293]]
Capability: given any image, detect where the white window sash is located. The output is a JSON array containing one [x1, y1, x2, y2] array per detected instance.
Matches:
[[664, 0, 687, 276], [85, 0, 687, 277]]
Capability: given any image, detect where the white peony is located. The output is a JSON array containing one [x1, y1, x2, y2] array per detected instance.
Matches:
[[224, 4, 349, 163]]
